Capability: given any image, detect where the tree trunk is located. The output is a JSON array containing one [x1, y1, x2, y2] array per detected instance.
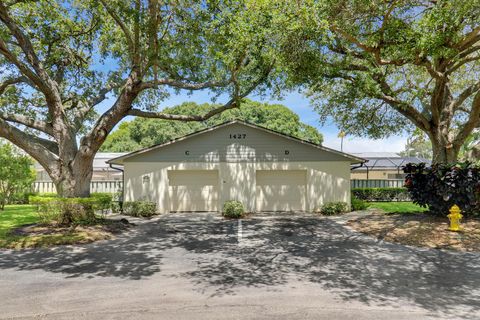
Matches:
[[52, 154, 95, 225], [431, 139, 460, 164]]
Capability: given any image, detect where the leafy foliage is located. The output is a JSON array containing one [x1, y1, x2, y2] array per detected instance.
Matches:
[[460, 129, 480, 163], [404, 163, 480, 216], [222, 200, 245, 218], [101, 99, 323, 152], [122, 201, 157, 217], [28, 196, 107, 225], [351, 196, 369, 211], [352, 188, 410, 202], [261, 0, 480, 163], [320, 202, 348, 215], [29, 193, 113, 224], [0, 143, 36, 210], [399, 129, 433, 159]]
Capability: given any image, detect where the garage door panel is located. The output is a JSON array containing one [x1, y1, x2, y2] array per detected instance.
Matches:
[[256, 170, 306, 212], [168, 170, 218, 212]]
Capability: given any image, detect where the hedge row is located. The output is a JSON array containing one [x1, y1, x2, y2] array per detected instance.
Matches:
[[29, 193, 113, 225], [351, 187, 410, 202]]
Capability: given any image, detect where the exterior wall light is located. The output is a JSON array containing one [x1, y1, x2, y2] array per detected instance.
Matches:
[[143, 175, 150, 184]]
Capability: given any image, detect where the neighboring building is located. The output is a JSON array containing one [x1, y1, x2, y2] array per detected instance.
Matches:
[[108, 121, 364, 213], [350, 152, 431, 180], [34, 153, 127, 181]]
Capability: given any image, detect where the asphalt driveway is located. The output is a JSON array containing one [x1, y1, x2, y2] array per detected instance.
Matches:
[[0, 213, 479, 319]]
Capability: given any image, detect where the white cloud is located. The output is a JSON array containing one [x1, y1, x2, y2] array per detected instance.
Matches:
[[322, 132, 407, 153]]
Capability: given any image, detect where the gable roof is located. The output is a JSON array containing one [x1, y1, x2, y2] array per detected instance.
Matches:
[[107, 120, 365, 165]]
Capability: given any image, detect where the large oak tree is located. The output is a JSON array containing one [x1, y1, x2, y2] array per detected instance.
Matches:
[[0, 0, 274, 197], [265, 0, 480, 163]]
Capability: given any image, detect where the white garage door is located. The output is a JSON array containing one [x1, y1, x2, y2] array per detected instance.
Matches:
[[256, 170, 307, 212], [168, 170, 219, 212]]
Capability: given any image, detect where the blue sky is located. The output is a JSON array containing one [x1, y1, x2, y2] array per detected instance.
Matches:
[[101, 89, 408, 154]]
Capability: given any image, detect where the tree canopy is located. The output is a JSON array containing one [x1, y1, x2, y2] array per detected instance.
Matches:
[[263, 0, 480, 163], [101, 99, 323, 152], [0, 0, 275, 197]]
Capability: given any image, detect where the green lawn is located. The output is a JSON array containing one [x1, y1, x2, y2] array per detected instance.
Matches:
[[0, 205, 39, 239], [0, 204, 115, 249], [368, 202, 429, 214]]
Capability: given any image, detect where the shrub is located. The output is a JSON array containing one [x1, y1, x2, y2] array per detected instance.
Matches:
[[321, 202, 348, 215], [29, 196, 99, 225], [90, 193, 113, 212], [404, 162, 480, 216], [351, 196, 369, 211], [351, 187, 410, 202], [33, 193, 59, 198], [222, 200, 245, 218], [123, 201, 157, 217], [111, 201, 121, 213]]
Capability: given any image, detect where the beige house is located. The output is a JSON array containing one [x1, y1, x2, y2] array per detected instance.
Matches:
[[108, 121, 364, 213]]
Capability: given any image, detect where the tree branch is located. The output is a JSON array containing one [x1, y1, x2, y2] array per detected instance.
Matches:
[[99, 0, 134, 58], [330, 25, 377, 54], [450, 81, 480, 112], [455, 26, 480, 51], [71, 80, 126, 131], [0, 2, 57, 93], [446, 55, 480, 75], [454, 90, 480, 146], [0, 76, 26, 95], [0, 111, 53, 135], [372, 74, 431, 131], [129, 67, 273, 121], [139, 78, 229, 91], [0, 118, 58, 170], [0, 39, 47, 91]]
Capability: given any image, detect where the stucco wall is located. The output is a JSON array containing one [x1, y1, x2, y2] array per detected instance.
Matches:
[[351, 170, 404, 180], [123, 161, 351, 213]]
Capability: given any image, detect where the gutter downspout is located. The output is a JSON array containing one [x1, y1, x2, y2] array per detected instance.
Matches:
[[109, 163, 124, 213], [350, 162, 366, 187]]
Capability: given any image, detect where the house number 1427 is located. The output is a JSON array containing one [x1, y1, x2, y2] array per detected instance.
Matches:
[[229, 134, 246, 139]]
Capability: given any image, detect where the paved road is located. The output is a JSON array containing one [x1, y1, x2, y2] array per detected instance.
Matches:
[[0, 213, 479, 320]]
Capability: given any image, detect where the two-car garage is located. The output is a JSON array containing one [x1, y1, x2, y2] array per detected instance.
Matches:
[[109, 121, 363, 213], [167, 169, 307, 213]]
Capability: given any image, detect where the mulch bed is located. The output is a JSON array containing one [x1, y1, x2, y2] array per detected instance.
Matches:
[[7, 218, 134, 249], [347, 212, 480, 252]]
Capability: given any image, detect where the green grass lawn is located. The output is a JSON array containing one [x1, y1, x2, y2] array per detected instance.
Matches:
[[368, 201, 429, 214], [0, 205, 39, 238], [0, 204, 117, 249]]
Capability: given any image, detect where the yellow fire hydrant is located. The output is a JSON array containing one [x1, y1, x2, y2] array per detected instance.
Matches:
[[447, 205, 463, 232]]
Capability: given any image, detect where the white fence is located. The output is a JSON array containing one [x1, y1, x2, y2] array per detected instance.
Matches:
[[33, 179, 404, 194], [33, 180, 123, 194], [351, 179, 405, 188]]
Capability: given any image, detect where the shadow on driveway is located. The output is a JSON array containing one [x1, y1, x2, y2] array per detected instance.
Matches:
[[0, 214, 479, 318]]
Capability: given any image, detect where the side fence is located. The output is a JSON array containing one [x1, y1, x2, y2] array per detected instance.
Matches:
[[33, 179, 405, 195], [33, 181, 123, 194], [351, 179, 405, 189]]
